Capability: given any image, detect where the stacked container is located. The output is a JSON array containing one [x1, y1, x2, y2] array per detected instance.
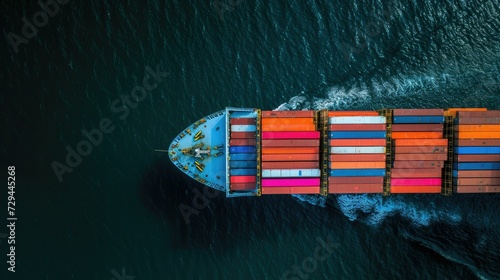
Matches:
[[390, 109, 447, 193], [453, 110, 500, 193], [260, 111, 321, 194], [327, 111, 386, 194], [229, 113, 258, 192]]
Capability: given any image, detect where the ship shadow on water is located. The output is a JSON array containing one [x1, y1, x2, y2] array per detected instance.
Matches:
[[139, 158, 341, 251]]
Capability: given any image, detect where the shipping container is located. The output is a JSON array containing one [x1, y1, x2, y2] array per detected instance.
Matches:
[[445, 108, 487, 117], [231, 125, 256, 132], [390, 186, 441, 193], [262, 118, 314, 126], [328, 111, 379, 116], [262, 139, 320, 147], [392, 161, 444, 168], [455, 186, 500, 193], [393, 116, 445, 124], [230, 118, 256, 125], [230, 153, 257, 161], [328, 124, 386, 131], [262, 111, 315, 118], [261, 154, 319, 161], [229, 146, 256, 153], [261, 169, 321, 178], [391, 178, 442, 186], [455, 146, 500, 154], [329, 169, 386, 177], [330, 162, 386, 169], [454, 125, 500, 132], [454, 162, 500, 170], [456, 177, 500, 186], [391, 168, 442, 178], [230, 132, 256, 139], [329, 131, 386, 139], [230, 139, 256, 146], [394, 139, 448, 146], [261, 178, 320, 187], [330, 146, 386, 154], [261, 186, 321, 195], [455, 154, 500, 162], [391, 132, 443, 139], [328, 184, 383, 194], [261, 131, 320, 139], [230, 183, 256, 191], [456, 132, 500, 139], [328, 176, 384, 184], [229, 169, 257, 176], [394, 153, 447, 161], [261, 147, 320, 154], [230, 176, 256, 183], [262, 161, 320, 169], [329, 154, 386, 162], [393, 109, 444, 116], [457, 111, 500, 118], [454, 117, 500, 124], [394, 146, 447, 154], [261, 124, 317, 132], [329, 139, 386, 147], [329, 116, 386, 124], [452, 170, 500, 177], [391, 124, 443, 132], [455, 139, 500, 146], [229, 161, 257, 168]]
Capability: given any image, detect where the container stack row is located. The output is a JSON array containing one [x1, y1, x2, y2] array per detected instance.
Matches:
[[260, 111, 321, 194], [327, 111, 386, 194], [228, 112, 258, 192], [390, 109, 447, 193], [453, 110, 500, 193]]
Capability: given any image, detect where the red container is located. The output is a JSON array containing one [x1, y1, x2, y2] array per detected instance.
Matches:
[[455, 117, 500, 124], [262, 161, 319, 169], [329, 154, 386, 162], [261, 186, 320, 195], [455, 139, 500, 146], [328, 176, 384, 184], [457, 111, 500, 118], [328, 184, 383, 194], [455, 154, 500, 162], [329, 139, 386, 147], [261, 147, 319, 154], [456, 177, 500, 186], [393, 109, 443, 116], [392, 124, 443, 132], [391, 178, 441, 186], [328, 111, 379, 116], [329, 124, 386, 131], [261, 131, 320, 139], [393, 161, 444, 168], [390, 185, 441, 194], [262, 154, 320, 161], [230, 176, 256, 183], [262, 111, 315, 118], [262, 139, 319, 147], [394, 146, 447, 154], [230, 139, 256, 146], [230, 183, 256, 191], [455, 186, 500, 193], [391, 168, 442, 178], [394, 153, 447, 161], [453, 170, 500, 177], [330, 162, 385, 169], [231, 132, 255, 139], [230, 118, 256, 125]]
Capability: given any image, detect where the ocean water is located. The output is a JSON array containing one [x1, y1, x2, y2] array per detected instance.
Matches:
[[1, 0, 500, 279]]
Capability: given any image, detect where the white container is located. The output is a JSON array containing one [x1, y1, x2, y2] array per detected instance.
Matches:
[[329, 116, 386, 124], [261, 169, 321, 178], [330, 146, 386, 154], [231, 125, 257, 132]]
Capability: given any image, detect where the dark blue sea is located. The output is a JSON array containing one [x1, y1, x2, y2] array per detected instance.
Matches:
[[1, 0, 500, 279]]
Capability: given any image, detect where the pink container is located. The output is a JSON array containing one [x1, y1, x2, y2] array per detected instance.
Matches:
[[261, 178, 320, 187], [261, 131, 320, 139], [390, 178, 442, 186]]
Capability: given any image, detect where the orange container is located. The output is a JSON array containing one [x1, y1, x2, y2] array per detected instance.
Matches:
[[328, 184, 383, 194], [328, 111, 379, 116], [329, 139, 386, 147], [394, 139, 448, 146], [392, 124, 443, 132], [391, 168, 442, 178], [261, 124, 317, 132], [456, 131, 500, 139], [454, 125, 500, 132], [455, 186, 500, 193], [453, 170, 500, 177], [330, 162, 386, 169], [262, 154, 319, 161], [261, 186, 320, 194], [262, 111, 315, 118], [444, 108, 487, 117], [394, 153, 447, 161], [456, 177, 500, 186], [394, 146, 447, 153], [328, 176, 384, 184], [391, 132, 443, 139], [261, 118, 314, 126], [329, 124, 386, 131], [261, 147, 319, 154], [262, 161, 319, 169], [262, 139, 319, 147], [329, 154, 386, 162], [390, 185, 441, 194]]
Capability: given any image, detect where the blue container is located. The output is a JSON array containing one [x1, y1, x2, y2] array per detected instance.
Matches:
[[229, 146, 256, 153], [453, 162, 500, 170], [454, 146, 500, 154], [230, 169, 257, 176], [329, 131, 386, 139], [393, 116, 444, 124], [230, 154, 256, 161], [329, 169, 386, 176], [229, 161, 257, 168]]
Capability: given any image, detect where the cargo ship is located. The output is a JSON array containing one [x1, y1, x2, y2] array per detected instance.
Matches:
[[167, 108, 500, 197]]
